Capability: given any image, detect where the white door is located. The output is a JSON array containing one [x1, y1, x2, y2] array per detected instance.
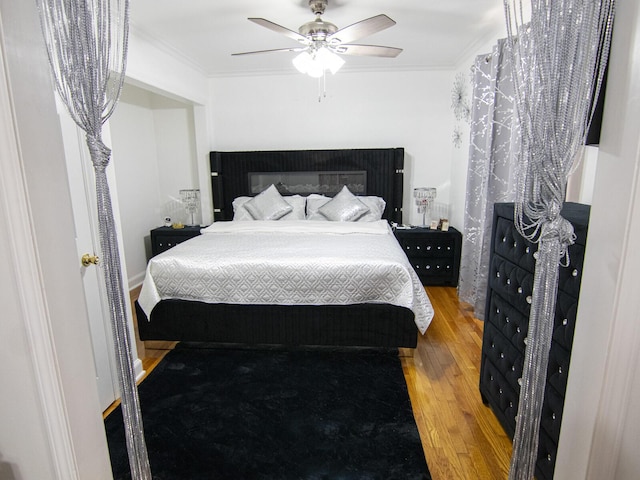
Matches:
[[56, 100, 119, 411]]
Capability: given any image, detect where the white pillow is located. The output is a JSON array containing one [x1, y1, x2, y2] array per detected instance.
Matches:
[[305, 194, 331, 221], [280, 195, 306, 220], [233, 194, 305, 221], [357, 196, 386, 221], [243, 184, 292, 220], [317, 185, 369, 222]]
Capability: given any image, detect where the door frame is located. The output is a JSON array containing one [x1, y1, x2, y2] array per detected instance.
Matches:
[[0, 30, 80, 479]]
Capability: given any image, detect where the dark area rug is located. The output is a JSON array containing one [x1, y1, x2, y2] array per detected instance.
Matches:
[[105, 344, 431, 479]]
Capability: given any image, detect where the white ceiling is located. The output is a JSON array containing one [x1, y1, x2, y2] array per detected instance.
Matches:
[[130, 0, 506, 77]]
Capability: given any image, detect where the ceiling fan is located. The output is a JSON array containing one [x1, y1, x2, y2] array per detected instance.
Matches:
[[232, 0, 402, 78]]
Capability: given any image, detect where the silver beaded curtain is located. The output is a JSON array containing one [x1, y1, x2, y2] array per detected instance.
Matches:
[[458, 38, 519, 318], [503, 1, 614, 479], [36, 1, 152, 479]]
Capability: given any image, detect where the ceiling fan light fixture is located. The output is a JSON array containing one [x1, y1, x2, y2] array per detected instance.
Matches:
[[293, 47, 344, 77], [317, 47, 345, 74], [292, 51, 313, 74]]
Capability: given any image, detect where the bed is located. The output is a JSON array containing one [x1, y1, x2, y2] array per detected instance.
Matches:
[[135, 148, 433, 348]]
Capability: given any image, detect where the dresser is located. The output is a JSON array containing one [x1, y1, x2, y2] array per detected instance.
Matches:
[[479, 202, 589, 480], [393, 227, 462, 286], [150, 226, 202, 257]]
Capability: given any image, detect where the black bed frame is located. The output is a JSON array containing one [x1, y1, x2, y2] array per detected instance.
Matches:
[[136, 148, 419, 349]]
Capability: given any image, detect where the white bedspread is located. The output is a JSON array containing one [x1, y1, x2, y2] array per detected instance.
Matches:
[[138, 220, 434, 333]]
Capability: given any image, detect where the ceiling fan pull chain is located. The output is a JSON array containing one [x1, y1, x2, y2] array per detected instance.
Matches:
[[323, 71, 326, 101], [317, 69, 329, 102]]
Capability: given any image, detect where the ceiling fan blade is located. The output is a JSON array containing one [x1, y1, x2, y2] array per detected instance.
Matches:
[[328, 14, 396, 44], [232, 47, 307, 56], [248, 18, 308, 43], [334, 44, 403, 58]]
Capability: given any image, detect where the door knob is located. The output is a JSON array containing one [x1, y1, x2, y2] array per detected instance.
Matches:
[[81, 253, 99, 267]]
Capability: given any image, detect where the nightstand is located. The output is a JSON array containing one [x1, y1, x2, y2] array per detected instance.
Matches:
[[150, 226, 202, 257], [393, 227, 462, 286]]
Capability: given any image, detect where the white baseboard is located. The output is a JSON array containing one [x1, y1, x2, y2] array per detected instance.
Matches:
[[128, 271, 146, 290], [134, 358, 146, 383]]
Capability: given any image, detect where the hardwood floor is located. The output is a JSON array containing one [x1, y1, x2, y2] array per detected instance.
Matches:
[[118, 285, 512, 478], [406, 286, 512, 479]]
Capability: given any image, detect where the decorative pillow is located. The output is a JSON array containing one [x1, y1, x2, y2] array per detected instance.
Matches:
[[233, 193, 304, 221], [306, 192, 385, 221], [317, 185, 370, 222], [243, 184, 292, 220]]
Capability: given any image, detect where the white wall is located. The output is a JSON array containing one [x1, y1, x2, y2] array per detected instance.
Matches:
[[126, 28, 209, 106], [110, 83, 200, 286], [153, 99, 201, 228], [209, 69, 454, 226], [110, 85, 162, 285]]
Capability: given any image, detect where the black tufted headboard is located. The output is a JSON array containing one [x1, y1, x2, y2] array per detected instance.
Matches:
[[209, 148, 404, 223]]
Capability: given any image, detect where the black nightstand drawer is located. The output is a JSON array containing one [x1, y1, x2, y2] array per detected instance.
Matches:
[[412, 257, 456, 277], [399, 236, 456, 257], [394, 227, 462, 286], [150, 226, 202, 257]]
